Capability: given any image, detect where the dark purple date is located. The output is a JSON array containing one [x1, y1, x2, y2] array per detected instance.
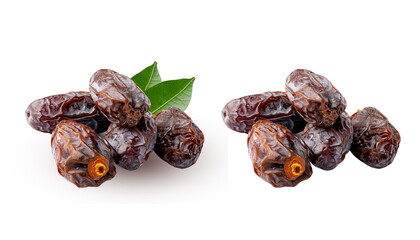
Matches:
[[89, 69, 150, 127], [105, 112, 157, 170], [25, 91, 109, 133], [221, 91, 306, 134], [301, 112, 353, 170], [286, 69, 346, 127], [154, 107, 204, 169], [351, 107, 400, 168]]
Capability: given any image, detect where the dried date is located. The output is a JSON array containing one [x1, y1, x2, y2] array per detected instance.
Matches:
[[247, 120, 312, 187], [51, 120, 116, 187], [286, 69, 347, 127], [301, 112, 353, 170], [89, 69, 151, 127], [154, 107, 204, 169], [351, 107, 400, 168], [25, 91, 110, 133], [222, 91, 306, 134], [105, 112, 157, 170]]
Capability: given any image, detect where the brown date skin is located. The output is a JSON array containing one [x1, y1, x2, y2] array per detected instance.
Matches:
[[51, 120, 116, 188], [89, 69, 151, 127], [247, 120, 312, 188], [105, 112, 157, 170], [286, 69, 347, 127], [25, 91, 110, 133], [301, 112, 353, 170], [351, 107, 400, 168], [221, 91, 306, 134], [154, 107, 205, 169]]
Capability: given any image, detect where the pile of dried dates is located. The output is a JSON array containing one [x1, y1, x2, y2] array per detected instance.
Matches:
[[26, 69, 204, 187], [222, 69, 401, 188]]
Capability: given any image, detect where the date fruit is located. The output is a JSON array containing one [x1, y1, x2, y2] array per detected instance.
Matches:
[[26, 91, 110, 133], [222, 91, 306, 134], [154, 107, 204, 169], [89, 69, 151, 127], [351, 107, 400, 168], [248, 120, 312, 188], [286, 69, 346, 127], [51, 120, 116, 187], [105, 112, 157, 170], [301, 112, 353, 170]]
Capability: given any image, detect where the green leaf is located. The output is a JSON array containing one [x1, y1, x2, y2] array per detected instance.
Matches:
[[132, 61, 161, 91], [145, 77, 195, 115]]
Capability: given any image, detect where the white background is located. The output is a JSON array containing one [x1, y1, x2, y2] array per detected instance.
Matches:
[[1, 0, 419, 239]]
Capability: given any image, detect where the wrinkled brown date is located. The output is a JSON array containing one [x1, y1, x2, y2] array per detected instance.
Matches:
[[351, 107, 400, 168], [301, 112, 353, 170], [51, 120, 116, 187], [154, 107, 204, 169], [89, 69, 151, 127], [221, 91, 306, 134], [248, 120, 312, 188], [105, 112, 157, 170], [286, 69, 347, 127], [25, 91, 110, 133]]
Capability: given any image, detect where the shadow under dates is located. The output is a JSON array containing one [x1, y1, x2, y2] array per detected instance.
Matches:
[[112, 152, 201, 187]]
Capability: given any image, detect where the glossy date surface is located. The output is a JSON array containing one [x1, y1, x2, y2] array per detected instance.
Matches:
[[105, 112, 157, 170], [89, 69, 150, 127], [51, 120, 116, 187], [154, 107, 204, 169], [247, 120, 312, 188], [222, 91, 306, 134], [301, 112, 353, 170], [286, 69, 346, 127], [351, 107, 400, 168], [25, 91, 110, 133]]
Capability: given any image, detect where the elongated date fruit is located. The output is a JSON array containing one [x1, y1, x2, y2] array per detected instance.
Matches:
[[248, 120, 312, 188], [351, 107, 400, 168], [286, 69, 347, 127], [89, 69, 151, 127], [154, 107, 204, 169], [222, 91, 306, 133], [301, 112, 353, 170], [51, 120, 116, 187], [105, 112, 157, 170], [25, 91, 110, 133]]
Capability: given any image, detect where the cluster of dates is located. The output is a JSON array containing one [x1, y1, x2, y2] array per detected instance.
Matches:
[[26, 69, 204, 187], [222, 69, 401, 188]]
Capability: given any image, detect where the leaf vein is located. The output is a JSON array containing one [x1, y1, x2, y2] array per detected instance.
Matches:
[[144, 63, 156, 90]]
